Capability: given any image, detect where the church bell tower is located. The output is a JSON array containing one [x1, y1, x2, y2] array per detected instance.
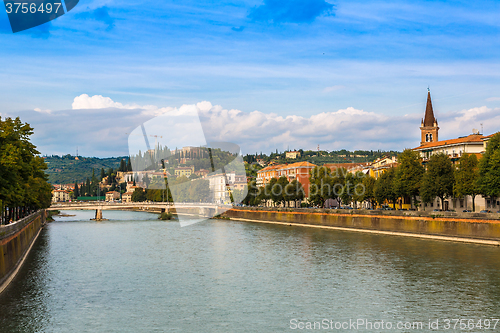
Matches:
[[420, 89, 439, 145]]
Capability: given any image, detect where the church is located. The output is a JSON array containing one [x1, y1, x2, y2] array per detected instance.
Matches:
[[413, 90, 497, 211], [414, 90, 486, 165]]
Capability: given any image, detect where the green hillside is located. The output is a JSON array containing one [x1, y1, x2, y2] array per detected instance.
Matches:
[[44, 155, 127, 184]]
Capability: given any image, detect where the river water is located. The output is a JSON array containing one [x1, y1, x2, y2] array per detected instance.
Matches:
[[1, 210, 500, 332]]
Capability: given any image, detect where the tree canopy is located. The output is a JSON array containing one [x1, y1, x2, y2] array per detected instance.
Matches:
[[478, 133, 500, 199], [454, 153, 479, 211], [421, 153, 454, 209], [0, 117, 52, 222]]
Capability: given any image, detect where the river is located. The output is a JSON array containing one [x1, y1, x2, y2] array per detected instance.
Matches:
[[1, 210, 499, 332]]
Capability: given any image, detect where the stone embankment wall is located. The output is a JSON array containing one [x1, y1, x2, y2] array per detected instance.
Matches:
[[224, 208, 500, 245], [0, 211, 46, 294]]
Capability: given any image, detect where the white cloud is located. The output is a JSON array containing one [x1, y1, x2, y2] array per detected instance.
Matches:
[[72, 94, 175, 117], [438, 106, 500, 138], [18, 94, 500, 157], [323, 85, 345, 92], [72, 94, 135, 109], [486, 97, 500, 102], [34, 107, 52, 114]]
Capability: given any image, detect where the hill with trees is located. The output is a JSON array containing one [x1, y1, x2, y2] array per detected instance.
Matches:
[[43, 155, 127, 184]]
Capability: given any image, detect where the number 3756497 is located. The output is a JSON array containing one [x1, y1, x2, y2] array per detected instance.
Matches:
[[5, 2, 62, 14]]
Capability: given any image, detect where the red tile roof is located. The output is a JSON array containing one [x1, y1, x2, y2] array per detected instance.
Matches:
[[414, 134, 484, 150]]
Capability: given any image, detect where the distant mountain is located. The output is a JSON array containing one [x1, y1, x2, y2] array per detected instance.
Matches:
[[44, 155, 127, 184]]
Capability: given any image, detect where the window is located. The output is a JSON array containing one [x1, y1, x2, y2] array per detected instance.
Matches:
[[426, 134, 429, 142], [429, 134, 433, 141]]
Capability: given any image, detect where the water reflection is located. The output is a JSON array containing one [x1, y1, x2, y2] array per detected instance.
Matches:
[[0, 211, 499, 332]]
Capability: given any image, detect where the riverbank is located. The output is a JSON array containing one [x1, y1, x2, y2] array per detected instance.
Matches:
[[224, 207, 500, 246], [0, 210, 46, 294]]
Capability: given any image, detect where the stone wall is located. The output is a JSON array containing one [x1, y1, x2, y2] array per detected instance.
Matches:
[[0, 211, 45, 293], [225, 208, 500, 242]]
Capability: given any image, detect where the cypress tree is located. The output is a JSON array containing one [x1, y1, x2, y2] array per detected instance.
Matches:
[[119, 159, 126, 172], [74, 181, 79, 198], [85, 178, 91, 196]]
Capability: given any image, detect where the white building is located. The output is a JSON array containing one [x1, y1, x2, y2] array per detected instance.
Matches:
[[52, 190, 70, 202]]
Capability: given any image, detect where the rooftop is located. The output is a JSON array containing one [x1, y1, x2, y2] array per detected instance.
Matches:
[[414, 133, 484, 150]]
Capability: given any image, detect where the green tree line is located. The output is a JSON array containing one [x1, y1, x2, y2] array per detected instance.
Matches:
[[241, 133, 500, 211]]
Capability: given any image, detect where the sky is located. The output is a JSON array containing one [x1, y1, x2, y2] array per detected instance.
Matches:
[[1, 0, 500, 157]]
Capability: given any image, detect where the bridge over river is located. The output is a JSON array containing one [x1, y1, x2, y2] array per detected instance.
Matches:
[[48, 202, 231, 220]]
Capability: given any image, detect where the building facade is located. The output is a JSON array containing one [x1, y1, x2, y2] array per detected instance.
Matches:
[[175, 166, 195, 177], [256, 161, 316, 197], [105, 191, 121, 202], [285, 151, 301, 159], [52, 190, 70, 202], [122, 192, 133, 203]]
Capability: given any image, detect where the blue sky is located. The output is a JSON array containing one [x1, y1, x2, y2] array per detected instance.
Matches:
[[1, 0, 500, 156]]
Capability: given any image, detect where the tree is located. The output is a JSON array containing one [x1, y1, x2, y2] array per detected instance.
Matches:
[[394, 149, 424, 209], [374, 167, 397, 207], [309, 166, 333, 206], [350, 171, 366, 208], [0, 117, 52, 223], [454, 153, 479, 211], [271, 176, 289, 206], [127, 158, 132, 172], [119, 159, 126, 172], [359, 174, 376, 209], [284, 179, 305, 208], [73, 181, 80, 198], [420, 153, 454, 209], [85, 178, 91, 196], [100, 167, 105, 180], [477, 133, 500, 200], [242, 180, 260, 206], [331, 167, 347, 206], [131, 188, 147, 202], [261, 177, 278, 206]]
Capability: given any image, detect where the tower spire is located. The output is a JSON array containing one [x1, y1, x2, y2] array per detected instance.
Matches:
[[423, 90, 437, 127], [420, 89, 439, 145]]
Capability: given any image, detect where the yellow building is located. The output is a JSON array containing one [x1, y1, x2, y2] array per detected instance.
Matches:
[[122, 192, 133, 203], [368, 156, 398, 179], [175, 166, 195, 177], [285, 151, 301, 159], [105, 191, 120, 202]]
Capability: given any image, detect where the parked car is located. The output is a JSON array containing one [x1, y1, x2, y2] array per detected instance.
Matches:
[[480, 210, 492, 213], [462, 209, 472, 212], [433, 209, 442, 212]]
